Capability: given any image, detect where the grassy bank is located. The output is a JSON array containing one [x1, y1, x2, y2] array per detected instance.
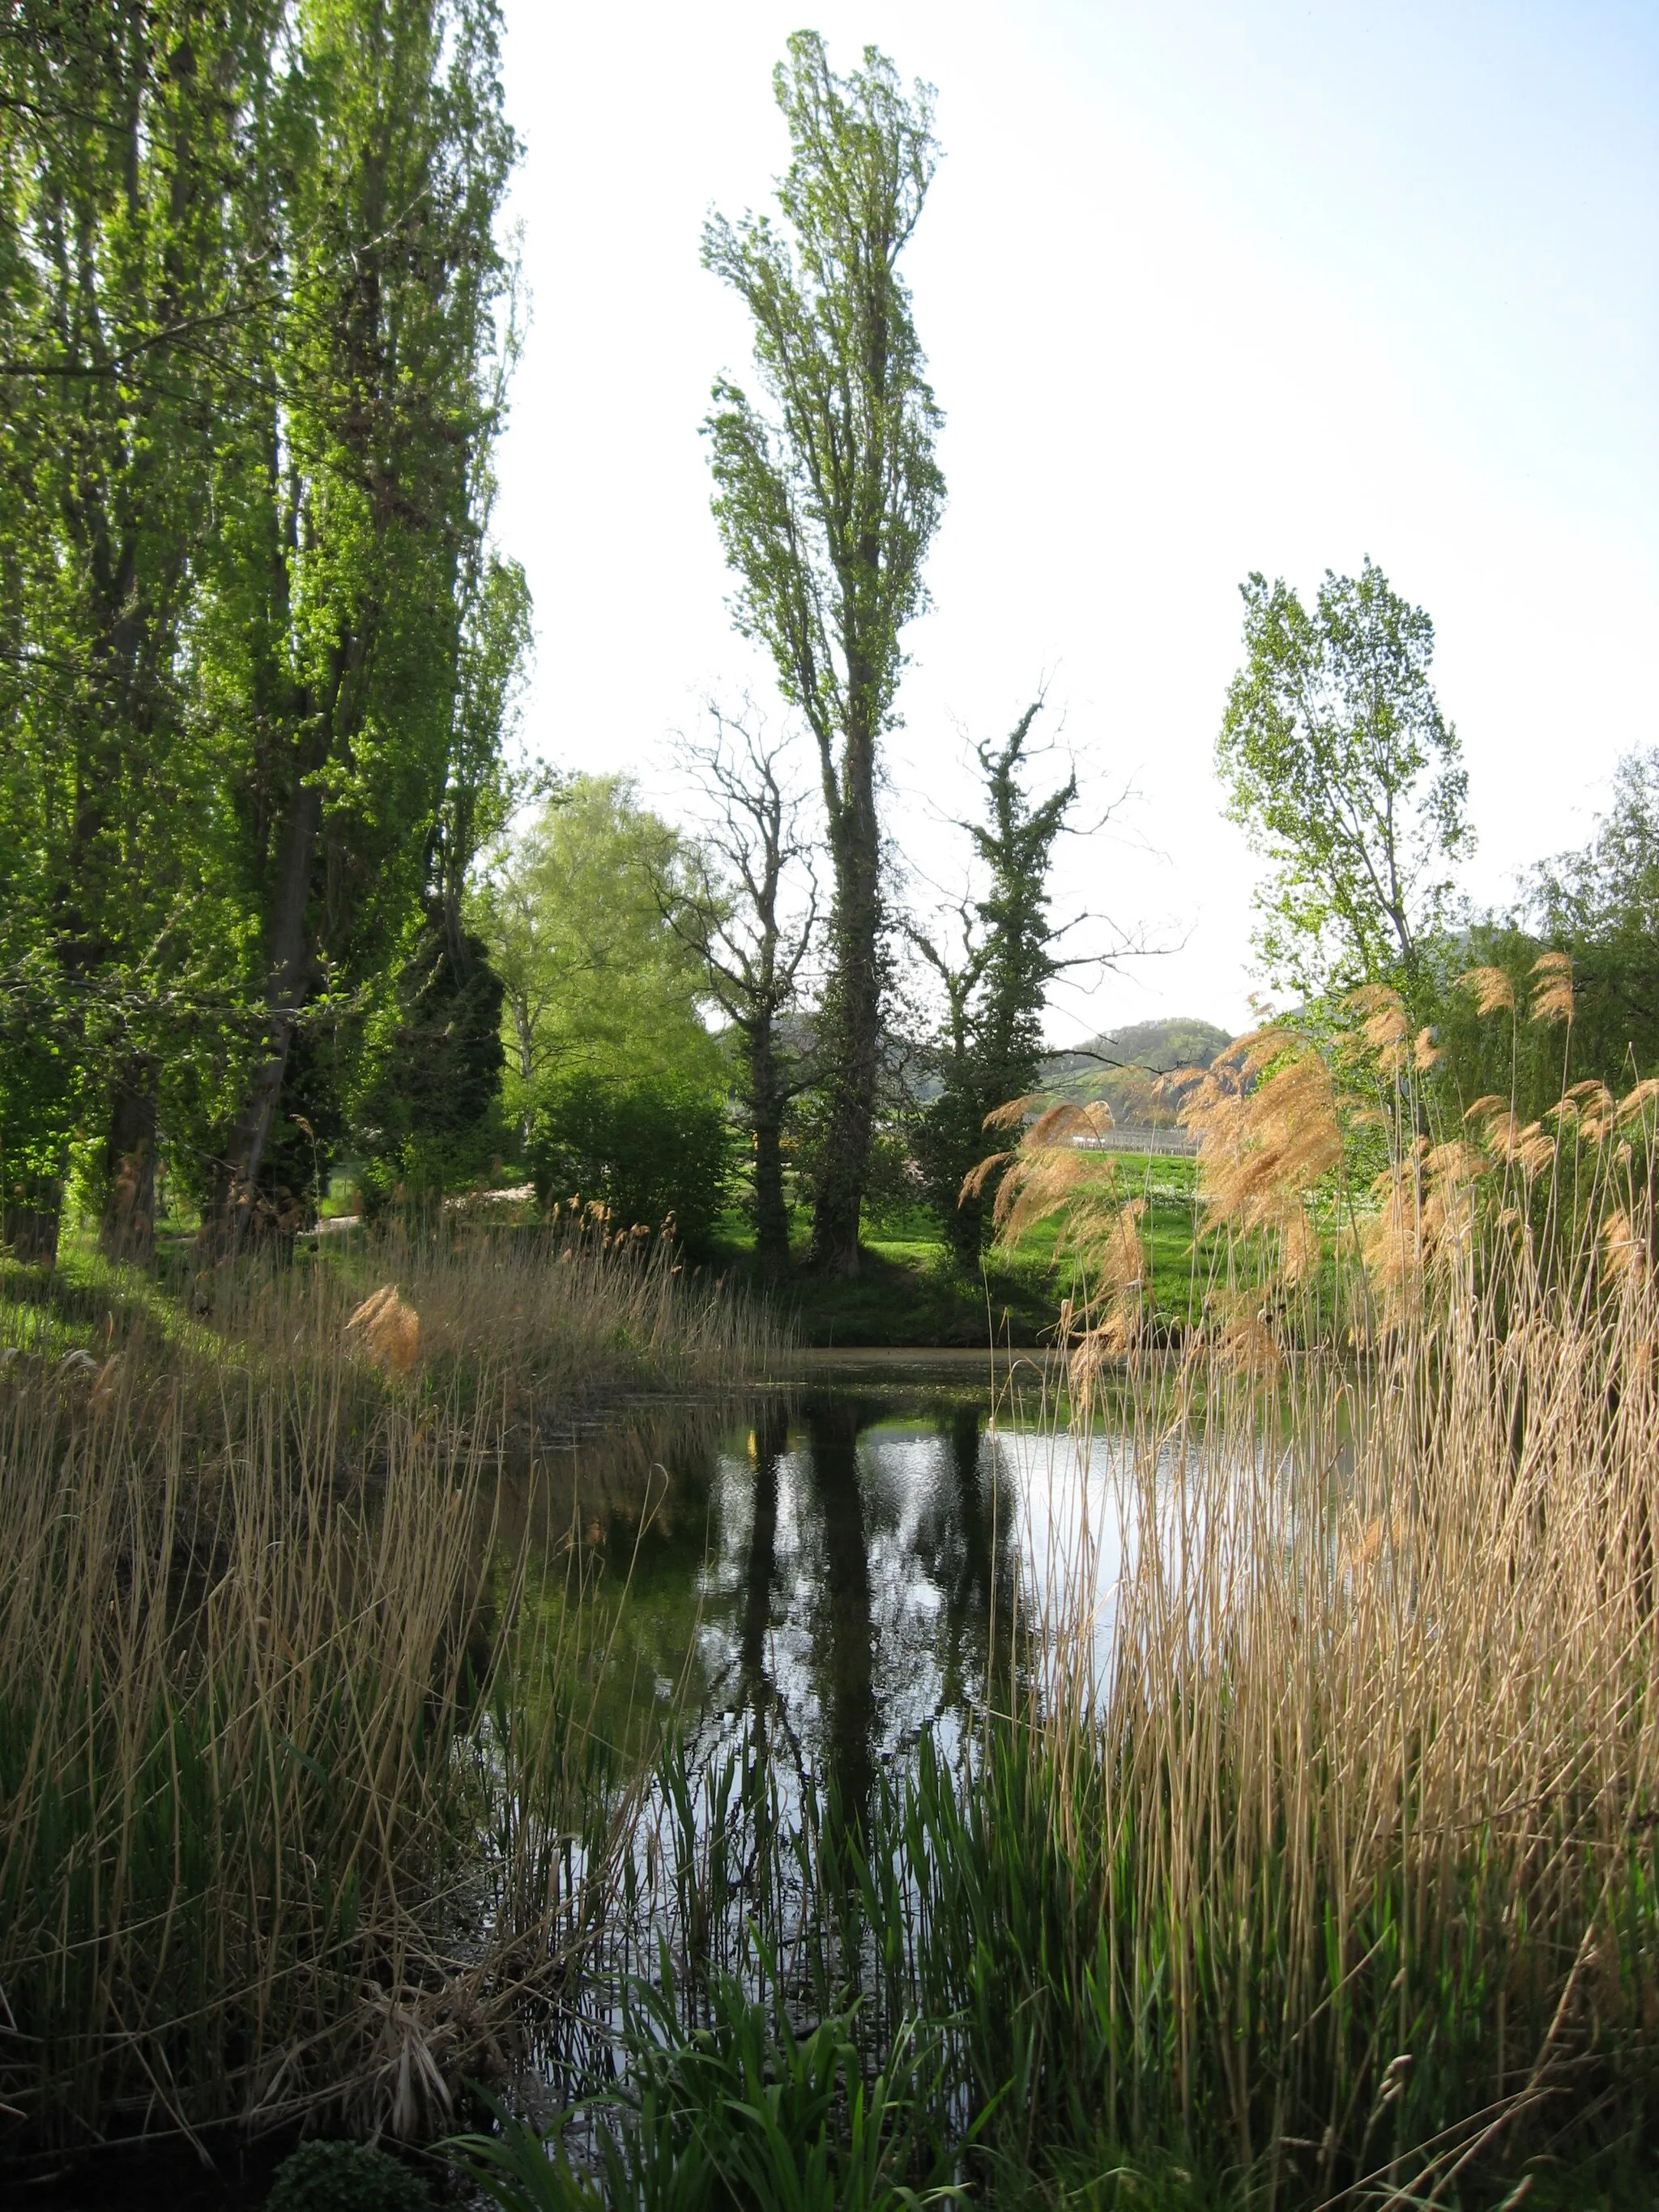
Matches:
[[719, 1153, 1203, 1348], [9, 1204, 778, 1411]]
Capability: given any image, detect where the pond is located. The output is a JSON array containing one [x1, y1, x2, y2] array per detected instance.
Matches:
[[499, 1347, 1131, 1824]]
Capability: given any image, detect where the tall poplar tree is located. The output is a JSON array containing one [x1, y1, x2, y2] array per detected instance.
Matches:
[[0, 1, 524, 1258], [200, 0, 519, 1245], [0, 1, 284, 1260], [703, 32, 945, 1276]]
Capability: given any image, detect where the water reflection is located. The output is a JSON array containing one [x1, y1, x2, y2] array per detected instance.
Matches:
[[510, 1357, 1034, 1799], [799, 1397, 878, 1821]]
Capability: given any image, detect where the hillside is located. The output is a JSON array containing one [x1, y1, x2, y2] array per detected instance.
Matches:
[[1042, 1016, 1233, 1126]]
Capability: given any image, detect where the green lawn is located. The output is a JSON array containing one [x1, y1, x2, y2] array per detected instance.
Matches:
[[717, 1152, 1209, 1348]]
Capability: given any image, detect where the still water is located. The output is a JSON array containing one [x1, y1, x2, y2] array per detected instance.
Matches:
[[507, 1349, 1127, 1820]]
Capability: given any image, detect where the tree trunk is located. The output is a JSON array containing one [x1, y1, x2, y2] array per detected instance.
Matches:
[[99, 1062, 158, 1265], [808, 722, 881, 1276], [748, 1016, 791, 1273], [3, 1187, 63, 1269], [753, 1105, 790, 1274], [204, 771, 323, 1251]]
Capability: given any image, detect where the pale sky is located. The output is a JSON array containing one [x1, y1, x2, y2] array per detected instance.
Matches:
[[492, 1, 1658, 1043]]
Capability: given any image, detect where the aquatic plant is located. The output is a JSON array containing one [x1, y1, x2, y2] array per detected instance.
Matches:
[[450, 1946, 958, 2212]]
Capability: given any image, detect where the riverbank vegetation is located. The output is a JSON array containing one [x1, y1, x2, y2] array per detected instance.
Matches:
[[0, 1213, 776, 2168]]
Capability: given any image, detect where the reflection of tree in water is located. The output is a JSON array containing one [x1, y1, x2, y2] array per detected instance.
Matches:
[[730, 1390, 1020, 1827], [738, 1400, 787, 1686], [800, 1396, 877, 1831], [736, 1396, 790, 1728], [490, 1403, 734, 1768], [498, 1381, 1022, 1817], [934, 1402, 1017, 1715]]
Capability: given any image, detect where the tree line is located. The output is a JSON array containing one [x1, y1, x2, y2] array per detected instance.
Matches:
[[0, 20, 1085, 1282], [3, 18, 1654, 1285]]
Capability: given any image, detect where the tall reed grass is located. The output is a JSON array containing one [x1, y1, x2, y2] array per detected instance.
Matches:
[[983, 979, 1659, 2199], [0, 1212, 779, 2164], [198, 1204, 780, 1415], [473, 982, 1659, 2208]]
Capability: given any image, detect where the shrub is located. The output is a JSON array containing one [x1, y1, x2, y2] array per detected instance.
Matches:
[[267, 2138, 430, 2212], [528, 1073, 731, 1259]]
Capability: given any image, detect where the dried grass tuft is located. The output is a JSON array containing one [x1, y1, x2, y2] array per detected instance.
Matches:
[[1530, 948, 1576, 1025], [346, 1283, 421, 1376]]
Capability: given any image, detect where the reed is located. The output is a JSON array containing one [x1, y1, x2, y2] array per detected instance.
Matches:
[[506, 992, 1659, 2207], [196, 1204, 781, 1415], [953, 989, 1659, 2197], [0, 1204, 779, 2163]]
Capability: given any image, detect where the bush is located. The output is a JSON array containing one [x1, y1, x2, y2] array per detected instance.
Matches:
[[527, 1073, 730, 1259], [267, 2138, 430, 2212], [351, 910, 510, 1210]]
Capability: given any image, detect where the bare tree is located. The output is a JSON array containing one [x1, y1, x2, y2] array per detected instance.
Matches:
[[667, 708, 818, 1275]]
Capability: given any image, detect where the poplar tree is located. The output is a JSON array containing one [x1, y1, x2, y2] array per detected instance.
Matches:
[[703, 33, 944, 1276], [200, 0, 519, 1245], [0, 1, 524, 1257], [0, 1, 283, 1260], [1217, 559, 1471, 1012]]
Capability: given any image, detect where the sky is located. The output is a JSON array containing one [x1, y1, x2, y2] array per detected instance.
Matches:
[[491, 0, 1659, 1044]]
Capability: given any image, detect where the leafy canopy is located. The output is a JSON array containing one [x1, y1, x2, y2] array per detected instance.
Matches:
[[1217, 559, 1471, 1007], [478, 777, 726, 1125], [702, 34, 945, 779]]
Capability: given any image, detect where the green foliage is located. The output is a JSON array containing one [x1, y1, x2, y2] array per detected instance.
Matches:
[[481, 778, 726, 1142], [1424, 749, 1659, 1130], [702, 33, 945, 771], [1533, 745, 1659, 1084], [911, 707, 1077, 1261], [352, 910, 508, 1207], [0, 0, 284, 1240], [1422, 922, 1567, 1126], [528, 1074, 731, 1259], [0, 0, 526, 1252], [446, 1953, 956, 2212], [1217, 560, 1471, 1008], [267, 2139, 431, 2212], [702, 32, 945, 1268]]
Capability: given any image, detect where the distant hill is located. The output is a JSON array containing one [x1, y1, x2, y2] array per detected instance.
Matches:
[[1042, 1016, 1234, 1127]]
